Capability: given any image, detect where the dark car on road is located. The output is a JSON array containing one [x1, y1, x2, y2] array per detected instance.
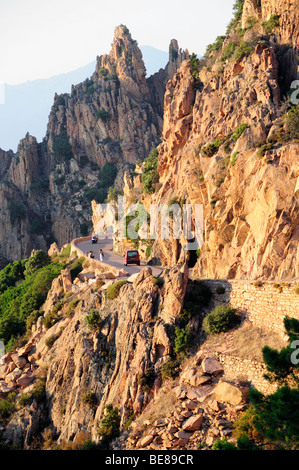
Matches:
[[124, 250, 140, 266]]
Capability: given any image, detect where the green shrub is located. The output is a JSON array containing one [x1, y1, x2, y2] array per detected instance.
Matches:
[[43, 311, 59, 330], [97, 404, 121, 442], [98, 67, 109, 79], [0, 261, 63, 345], [68, 299, 79, 309], [232, 123, 249, 141], [8, 201, 27, 224], [221, 41, 236, 61], [98, 163, 117, 188], [256, 143, 273, 158], [138, 367, 156, 391], [204, 36, 226, 58], [83, 187, 107, 203], [203, 304, 240, 334], [212, 437, 238, 450], [24, 250, 51, 278], [146, 245, 152, 259], [253, 280, 263, 288], [82, 392, 98, 409], [174, 326, 190, 354], [226, 0, 246, 33], [85, 309, 102, 331], [106, 280, 127, 300], [285, 105, 299, 140], [69, 258, 84, 282], [45, 332, 61, 349], [142, 149, 159, 194], [159, 358, 180, 381], [30, 217, 45, 234], [261, 15, 280, 34], [0, 260, 26, 295], [52, 132, 73, 161], [106, 186, 122, 202], [59, 244, 71, 259], [185, 280, 212, 306], [30, 378, 46, 404], [201, 139, 223, 157], [0, 393, 17, 420], [26, 309, 42, 333], [234, 42, 253, 61], [96, 109, 110, 120], [231, 151, 239, 166], [189, 53, 202, 78], [151, 276, 164, 288]]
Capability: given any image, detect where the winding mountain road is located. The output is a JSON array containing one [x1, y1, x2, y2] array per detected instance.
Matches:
[[75, 238, 163, 277]]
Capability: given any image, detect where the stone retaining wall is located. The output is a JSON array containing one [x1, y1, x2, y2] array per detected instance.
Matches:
[[215, 353, 277, 395], [202, 279, 299, 335]]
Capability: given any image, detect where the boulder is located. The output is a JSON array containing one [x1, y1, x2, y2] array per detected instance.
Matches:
[[182, 414, 203, 431], [214, 381, 244, 406], [140, 434, 154, 448], [16, 373, 35, 388], [11, 353, 27, 369], [186, 384, 214, 402], [17, 342, 35, 357], [202, 357, 223, 375]]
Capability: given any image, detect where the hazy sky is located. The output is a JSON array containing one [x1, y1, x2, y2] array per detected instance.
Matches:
[[0, 0, 235, 85]]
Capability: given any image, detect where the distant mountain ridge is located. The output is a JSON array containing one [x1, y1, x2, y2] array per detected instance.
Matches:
[[0, 46, 169, 152]]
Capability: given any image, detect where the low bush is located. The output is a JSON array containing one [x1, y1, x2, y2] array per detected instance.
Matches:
[[45, 333, 61, 349], [85, 309, 102, 331], [221, 41, 236, 61], [69, 258, 84, 282], [174, 326, 190, 354], [261, 15, 280, 34], [285, 104, 299, 140], [232, 123, 249, 141], [142, 148, 159, 194], [151, 276, 164, 288], [82, 392, 98, 409], [96, 109, 110, 120], [159, 358, 180, 381], [201, 139, 223, 157], [106, 280, 127, 300], [203, 304, 240, 334], [256, 143, 273, 158], [97, 404, 121, 442], [138, 367, 156, 391], [234, 42, 253, 61], [0, 393, 16, 421]]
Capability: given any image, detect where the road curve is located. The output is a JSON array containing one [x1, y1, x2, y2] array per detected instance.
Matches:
[[75, 238, 163, 277]]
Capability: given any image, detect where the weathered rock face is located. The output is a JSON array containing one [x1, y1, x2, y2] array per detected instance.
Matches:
[[242, 0, 299, 48], [0, 26, 188, 264], [46, 25, 162, 168], [20, 264, 189, 444], [110, 8, 298, 280]]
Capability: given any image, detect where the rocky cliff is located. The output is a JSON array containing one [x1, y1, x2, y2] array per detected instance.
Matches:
[[107, 1, 299, 280], [0, 26, 187, 265]]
